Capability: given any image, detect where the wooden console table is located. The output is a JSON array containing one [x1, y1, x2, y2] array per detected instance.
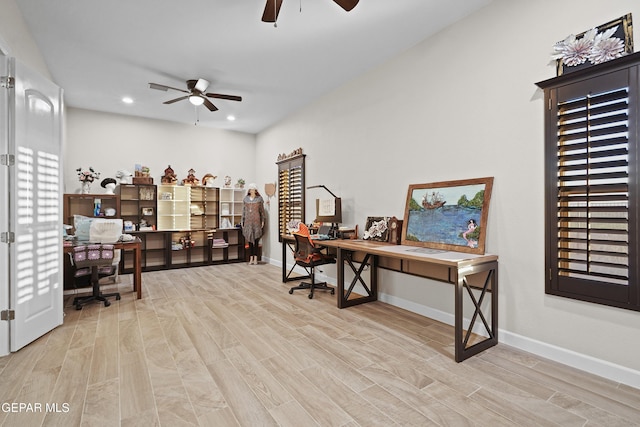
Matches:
[[282, 237, 498, 362]]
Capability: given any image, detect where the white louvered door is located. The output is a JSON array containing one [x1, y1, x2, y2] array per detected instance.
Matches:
[[5, 57, 64, 352]]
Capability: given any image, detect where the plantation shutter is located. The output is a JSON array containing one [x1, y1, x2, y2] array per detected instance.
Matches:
[[538, 56, 639, 311], [277, 154, 305, 242]]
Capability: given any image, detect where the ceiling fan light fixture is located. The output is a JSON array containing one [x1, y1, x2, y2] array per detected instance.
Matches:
[[189, 95, 205, 106]]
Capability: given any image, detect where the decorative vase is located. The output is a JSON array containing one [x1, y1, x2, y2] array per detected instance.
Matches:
[[81, 182, 91, 194]]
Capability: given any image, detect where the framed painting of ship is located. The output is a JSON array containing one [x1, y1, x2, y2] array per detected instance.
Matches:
[[401, 177, 494, 254]]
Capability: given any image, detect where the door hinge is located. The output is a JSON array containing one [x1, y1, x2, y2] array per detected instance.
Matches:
[[0, 76, 14, 89], [1, 231, 15, 244], [1, 154, 15, 166], [1, 310, 15, 321]]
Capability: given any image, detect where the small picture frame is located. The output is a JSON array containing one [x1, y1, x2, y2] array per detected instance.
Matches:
[[141, 207, 154, 216], [363, 216, 390, 242]]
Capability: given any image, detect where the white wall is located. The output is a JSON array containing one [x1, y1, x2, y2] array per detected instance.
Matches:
[[256, 0, 640, 386], [0, 0, 51, 79], [64, 108, 256, 193]]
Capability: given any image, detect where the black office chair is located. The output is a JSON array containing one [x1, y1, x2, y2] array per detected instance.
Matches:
[[289, 232, 336, 299], [70, 244, 121, 310]]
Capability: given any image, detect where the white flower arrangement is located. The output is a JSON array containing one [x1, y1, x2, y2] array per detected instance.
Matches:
[[77, 167, 100, 183], [553, 26, 625, 67]]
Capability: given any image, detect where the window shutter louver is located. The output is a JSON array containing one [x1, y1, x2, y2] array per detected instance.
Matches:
[[556, 87, 630, 287]]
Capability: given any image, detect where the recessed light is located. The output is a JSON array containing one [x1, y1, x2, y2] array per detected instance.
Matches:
[[227, 115, 236, 121], [122, 97, 134, 104]]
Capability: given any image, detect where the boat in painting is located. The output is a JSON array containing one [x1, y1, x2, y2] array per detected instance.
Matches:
[[422, 191, 446, 209]]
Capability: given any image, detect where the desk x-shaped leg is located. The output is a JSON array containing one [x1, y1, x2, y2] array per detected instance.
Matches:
[[454, 260, 498, 362], [336, 248, 378, 308]]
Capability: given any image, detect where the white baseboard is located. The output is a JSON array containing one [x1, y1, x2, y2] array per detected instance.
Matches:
[[266, 259, 640, 390], [379, 291, 640, 390], [499, 329, 640, 389]]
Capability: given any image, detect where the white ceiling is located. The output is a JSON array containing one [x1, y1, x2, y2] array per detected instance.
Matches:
[[16, 0, 491, 134]]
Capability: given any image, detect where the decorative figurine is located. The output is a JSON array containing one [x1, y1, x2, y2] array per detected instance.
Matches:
[[202, 173, 217, 187], [161, 165, 178, 185], [100, 177, 117, 194], [182, 168, 200, 186], [115, 170, 133, 184]]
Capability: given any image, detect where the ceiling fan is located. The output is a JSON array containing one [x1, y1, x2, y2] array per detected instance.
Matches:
[[261, 0, 359, 23], [148, 78, 242, 112]]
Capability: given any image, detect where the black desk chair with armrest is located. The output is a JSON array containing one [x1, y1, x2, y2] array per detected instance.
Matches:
[[71, 244, 121, 310], [289, 232, 336, 299]]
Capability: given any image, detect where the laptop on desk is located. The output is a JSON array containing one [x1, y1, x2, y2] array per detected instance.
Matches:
[[310, 225, 332, 240]]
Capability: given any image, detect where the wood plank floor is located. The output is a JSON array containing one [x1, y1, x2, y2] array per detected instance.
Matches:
[[1, 262, 639, 426]]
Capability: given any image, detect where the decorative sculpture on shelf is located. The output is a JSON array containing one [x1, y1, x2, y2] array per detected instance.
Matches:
[[161, 165, 178, 185], [182, 168, 200, 186], [115, 170, 133, 184], [202, 173, 217, 187], [100, 177, 117, 195]]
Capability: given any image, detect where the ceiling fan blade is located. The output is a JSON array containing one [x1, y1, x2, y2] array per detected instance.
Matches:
[[194, 78, 210, 93], [202, 98, 218, 112], [149, 83, 188, 93], [163, 96, 189, 104], [205, 93, 242, 102], [186, 79, 197, 91], [333, 0, 359, 11], [262, 0, 283, 23]]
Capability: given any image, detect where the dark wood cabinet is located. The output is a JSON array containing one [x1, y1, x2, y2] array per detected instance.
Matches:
[[118, 184, 157, 230], [63, 193, 120, 233], [119, 228, 245, 273]]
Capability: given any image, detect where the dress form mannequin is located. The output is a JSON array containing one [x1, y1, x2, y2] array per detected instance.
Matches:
[[241, 183, 265, 265]]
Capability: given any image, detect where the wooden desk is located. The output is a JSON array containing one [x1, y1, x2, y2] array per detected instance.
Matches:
[[282, 237, 498, 362], [64, 239, 143, 299]]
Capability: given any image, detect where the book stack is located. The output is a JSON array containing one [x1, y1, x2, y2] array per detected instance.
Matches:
[[212, 238, 228, 248]]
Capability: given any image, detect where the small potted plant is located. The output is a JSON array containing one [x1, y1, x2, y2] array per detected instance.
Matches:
[[236, 178, 245, 189]]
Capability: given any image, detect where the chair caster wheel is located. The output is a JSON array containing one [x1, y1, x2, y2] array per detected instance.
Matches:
[[331, 289, 335, 295], [308, 294, 313, 299], [289, 289, 293, 294], [104, 300, 111, 307], [116, 295, 121, 300], [75, 304, 82, 311]]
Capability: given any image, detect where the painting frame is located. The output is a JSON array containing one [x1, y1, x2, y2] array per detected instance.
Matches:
[[401, 177, 494, 254]]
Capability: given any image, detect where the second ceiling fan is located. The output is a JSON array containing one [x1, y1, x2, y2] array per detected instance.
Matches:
[[149, 78, 242, 112], [262, 0, 359, 23]]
